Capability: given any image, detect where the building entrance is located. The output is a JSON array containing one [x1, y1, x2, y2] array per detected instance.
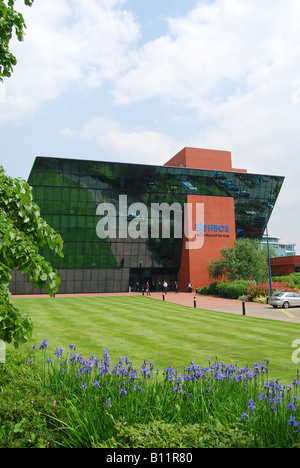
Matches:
[[129, 268, 178, 293]]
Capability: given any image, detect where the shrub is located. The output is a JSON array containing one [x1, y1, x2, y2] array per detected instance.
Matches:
[[247, 282, 299, 301], [208, 282, 219, 295], [197, 286, 209, 295], [273, 274, 300, 289], [253, 295, 267, 304], [196, 283, 218, 296], [97, 419, 257, 448], [216, 281, 252, 299], [273, 276, 296, 288], [238, 295, 248, 302]]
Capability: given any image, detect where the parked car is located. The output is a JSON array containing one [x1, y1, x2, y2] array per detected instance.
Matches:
[[269, 292, 300, 309]]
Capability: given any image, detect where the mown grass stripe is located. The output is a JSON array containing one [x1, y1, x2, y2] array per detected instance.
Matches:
[[11, 296, 300, 384]]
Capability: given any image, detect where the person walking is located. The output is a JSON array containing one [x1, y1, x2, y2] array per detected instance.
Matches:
[[145, 282, 151, 296], [163, 280, 168, 294]]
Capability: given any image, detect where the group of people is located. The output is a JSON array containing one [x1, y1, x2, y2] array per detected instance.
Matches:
[[142, 280, 193, 295]]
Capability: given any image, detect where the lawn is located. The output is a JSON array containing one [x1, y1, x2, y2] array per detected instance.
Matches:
[[12, 295, 300, 384]]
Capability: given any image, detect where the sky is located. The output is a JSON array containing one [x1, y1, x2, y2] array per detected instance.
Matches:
[[1, 0, 300, 251]]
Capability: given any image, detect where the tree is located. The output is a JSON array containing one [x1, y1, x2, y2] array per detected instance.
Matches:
[[0, 166, 63, 348], [0, 0, 34, 81], [207, 239, 268, 284]]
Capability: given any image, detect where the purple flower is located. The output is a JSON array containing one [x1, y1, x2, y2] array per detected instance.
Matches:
[[39, 339, 48, 350], [247, 399, 256, 412], [54, 347, 64, 357], [105, 398, 112, 408], [287, 416, 299, 428]]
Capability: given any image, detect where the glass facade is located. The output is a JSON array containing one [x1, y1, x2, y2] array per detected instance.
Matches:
[[10, 156, 284, 294]]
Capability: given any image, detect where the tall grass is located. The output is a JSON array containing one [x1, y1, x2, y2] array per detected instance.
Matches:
[[27, 340, 300, 448]]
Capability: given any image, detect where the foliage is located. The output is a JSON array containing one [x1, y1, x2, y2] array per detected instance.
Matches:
[[0, 350, 61, 448], [22, 341, 300, 448], [0, 166, 63, 347], [273, 274, 300, 289], [247, 282, 299, 301], [197, 280, 252, 299], [216, 280, 253, 299], [253, 295, 267, 304], [0, 0, 34, 81], [97, 419, 257, 449], [207, 239, 268, 283]]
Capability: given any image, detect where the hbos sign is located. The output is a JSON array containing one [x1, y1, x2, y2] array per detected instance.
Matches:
[[196, 224, 230, 233]]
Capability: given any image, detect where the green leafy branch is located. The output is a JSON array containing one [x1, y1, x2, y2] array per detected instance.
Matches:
[[0, 165, 63, 348], [0, 0, 34, 81]]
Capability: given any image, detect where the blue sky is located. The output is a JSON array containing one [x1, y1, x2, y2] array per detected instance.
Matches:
[[1, 0, 300, 251]]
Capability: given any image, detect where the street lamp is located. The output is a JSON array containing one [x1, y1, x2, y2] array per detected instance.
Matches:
[[265, 213, 273, 297]]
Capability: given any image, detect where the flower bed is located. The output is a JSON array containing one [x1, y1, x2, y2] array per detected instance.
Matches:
[[247, 282, 299, 301], [25, 340, 300, 448]]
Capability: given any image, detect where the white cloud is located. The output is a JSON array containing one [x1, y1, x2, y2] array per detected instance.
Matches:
[[0, 0, 140, 123], [113, 0, 300, 111], [61, 116, 182, 165]]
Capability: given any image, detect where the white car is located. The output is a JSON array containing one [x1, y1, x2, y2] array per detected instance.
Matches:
[[269, 292, 300, 309]]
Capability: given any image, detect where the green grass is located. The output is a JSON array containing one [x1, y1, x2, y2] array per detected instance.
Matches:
[[11, 295, 300, 384]]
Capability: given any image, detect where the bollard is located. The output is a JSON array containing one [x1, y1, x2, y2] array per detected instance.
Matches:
[[194, 296, 197, 308], [0, 340, 5, 364], [162, 292, 165, 301], [242, 301, 246, 316]]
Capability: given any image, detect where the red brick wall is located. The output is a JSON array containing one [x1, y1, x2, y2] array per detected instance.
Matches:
[[165, 147, 247, 173], [178, 195, 236, 291], [270, 256, 300, 276]]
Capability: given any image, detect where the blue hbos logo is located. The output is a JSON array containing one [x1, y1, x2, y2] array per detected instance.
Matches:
[[196, 223, 230, 233]]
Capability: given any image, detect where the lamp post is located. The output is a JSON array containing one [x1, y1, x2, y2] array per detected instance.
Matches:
[[265, 213, 273, 297]]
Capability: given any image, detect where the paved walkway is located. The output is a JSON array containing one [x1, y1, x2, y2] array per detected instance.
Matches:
[[147, 292, 300, 323], [12, 291, 300, 324]]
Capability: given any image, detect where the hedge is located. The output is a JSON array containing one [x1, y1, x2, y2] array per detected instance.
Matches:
[[197, 281, 252, 299], [216, 281, 253, 299]]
